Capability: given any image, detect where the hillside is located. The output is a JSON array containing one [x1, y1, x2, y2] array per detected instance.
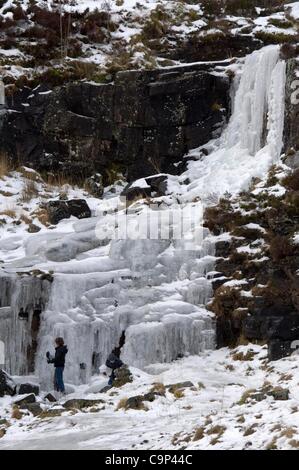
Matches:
[[0, 0, 298, 90], [0, 0, 299, 453]]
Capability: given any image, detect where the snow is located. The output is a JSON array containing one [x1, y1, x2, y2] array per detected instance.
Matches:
[[286, 2, 299, 20], [1, 345, 299, 450], [0, 46, 287, 390]]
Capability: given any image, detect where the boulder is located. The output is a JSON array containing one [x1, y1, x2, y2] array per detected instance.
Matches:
[[113, 366, 133, 388], [44, 199, 91, 225], [44, 393, 57, 403], [85, 173, 104, 198], [269, 387, 289, 401], [19, 403, 43, 417], [14, 394, 36, 406], [62, 398, 104, 410], [125, 395, 144, 410], [0, 370, 16, 397], [145, 175, 168, 196], [27, 223, 41, 233], [167, 381, 194, 393], [18, 383, 39, 396], [142, 392, 156, 402], [124, 391, 159, 410], [121, 175, 168, 202], [44, 200, 70, 225], [67, 199, 91, 220], [121, 184, 151, 202]]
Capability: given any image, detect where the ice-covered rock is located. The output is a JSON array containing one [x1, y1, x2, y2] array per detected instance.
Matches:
[[0, 45, 287, 390]]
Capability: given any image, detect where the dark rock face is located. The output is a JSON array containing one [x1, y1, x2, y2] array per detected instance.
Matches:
[[205, 160, 299, 360], [44, 199, 91, 225], [244, 315, 299, 342], [284, 59, 299, 158], [0, 64, 230, 182], [18, 383, 40, 396], [0, 370, 16, 397], [268, 340, 295, 361]]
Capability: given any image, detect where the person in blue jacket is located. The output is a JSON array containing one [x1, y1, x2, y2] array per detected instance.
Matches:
[[46, 337, 68, 394]]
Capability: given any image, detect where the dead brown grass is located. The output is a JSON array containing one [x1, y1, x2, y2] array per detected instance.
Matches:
[[0, 154, 13, 179], [150, 382, 166, 395], [11, 406, 23, 420], [207, 425, 226, 436], [19, 213, 32, 225], [231, 350, 256, 361], [289, 439, 299, 448], [0, 209, 16, 219], [173, 389, 185, 399], [20, 180, 39, 203], [193, 427, 205, 441], [31, 208, 50, 226], [116, 398, 128, 411]]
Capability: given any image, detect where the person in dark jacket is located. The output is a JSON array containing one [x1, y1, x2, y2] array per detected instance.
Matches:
[[46, 337, 68, 394], [106, 347, 123, 386]]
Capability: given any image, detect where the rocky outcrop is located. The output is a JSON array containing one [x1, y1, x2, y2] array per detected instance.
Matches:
[[0, 370, 16, 397], [14, 393, 36, 406], [284, 59, 299, 159], [18, 383, 40, 396], [204, 167, 299, 360], [113, 366, 133, 388], [62, 398, 105, 410], [0, 63, 230, 182], [44, 199, 92, 225]]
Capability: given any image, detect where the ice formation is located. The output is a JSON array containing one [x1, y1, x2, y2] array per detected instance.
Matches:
[[0, 45, 286, 388]]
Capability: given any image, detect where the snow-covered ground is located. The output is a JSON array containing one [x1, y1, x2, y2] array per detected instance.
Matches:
[[1, 345, 299, 450]]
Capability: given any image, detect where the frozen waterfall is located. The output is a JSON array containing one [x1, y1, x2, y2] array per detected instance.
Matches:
[[0, 46, 286, 388]]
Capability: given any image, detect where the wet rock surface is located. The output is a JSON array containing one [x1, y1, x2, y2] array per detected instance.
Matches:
[[18, 383, 40, 396], [0, 370, 16, 397], [0, 65, 229, 182], [14, 394, 36, 406], [44, 199, 91, 225]]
